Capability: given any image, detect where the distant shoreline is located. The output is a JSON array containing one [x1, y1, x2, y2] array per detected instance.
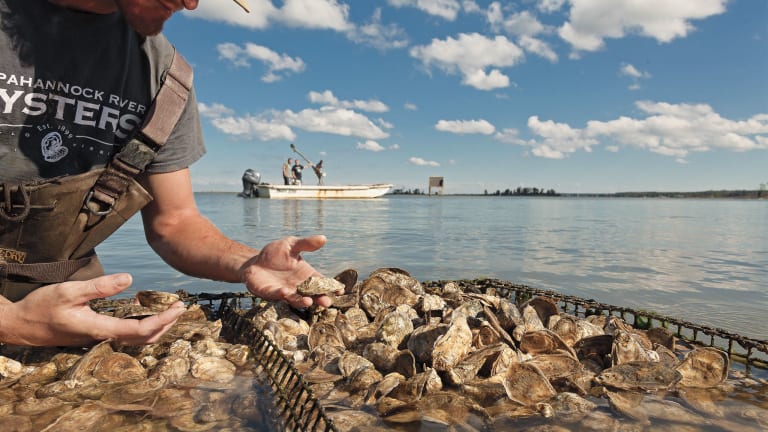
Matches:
[[390, 189, 767, 199], [198, 189, 767, 199]]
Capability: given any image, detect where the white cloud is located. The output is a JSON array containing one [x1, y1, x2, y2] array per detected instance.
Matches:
[[436, 119, 495, 135], [210, 115, 297, 142], [183, 0, 276, 29], [462, 1, 482, 14], [276, 107, 389, 139], [201, 102, 389, 141], [494, 128, 529, 145], [198, 102, 235, 119], [347, 8, 409, 50], [410, 33, 524, 90], [217, 42, 305, 82], [279, 0, 352, 31], [308, 90, 389, 113], [516, 101, 768, 159], [409, 157, 440, 166], [620, 63, 650, 79], [404, 103, 418, 111], [185, 0, 351, 31], [620, 63, 652, 90], [357, 140, 386, 151], [495, 10, 548, 37], [388, 0, 462, 21], [519, 35, 558, 63], [199, 102, 295, 142], [537, 0, 565, 13], [558, 0, 727, 53], [389, 143, 401, 150]]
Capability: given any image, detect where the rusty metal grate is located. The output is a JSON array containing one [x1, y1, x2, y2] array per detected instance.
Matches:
[[180, 292, 338, 432]]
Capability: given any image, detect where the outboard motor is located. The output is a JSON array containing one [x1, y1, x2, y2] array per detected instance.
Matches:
[[238, 169, 261, 198]]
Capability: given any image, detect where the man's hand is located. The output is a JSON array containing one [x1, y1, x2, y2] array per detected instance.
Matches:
[[0, 274, 186, 346], [239, 235, 331, 309]]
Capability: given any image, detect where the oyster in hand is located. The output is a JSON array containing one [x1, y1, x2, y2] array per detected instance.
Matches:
[[297, 276, 345, 297]]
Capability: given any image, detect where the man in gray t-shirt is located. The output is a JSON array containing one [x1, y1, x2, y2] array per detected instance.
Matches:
[[0, 0, 332, 347]]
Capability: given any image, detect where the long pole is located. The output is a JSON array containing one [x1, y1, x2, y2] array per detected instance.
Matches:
[[290, 143, 314, 165]]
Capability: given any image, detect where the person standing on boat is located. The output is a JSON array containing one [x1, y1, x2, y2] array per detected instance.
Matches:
[[0, 0, 333, 347], [311, 160, 325, 185], [292, 159, 305, 185], [282, 158, 294, 185]]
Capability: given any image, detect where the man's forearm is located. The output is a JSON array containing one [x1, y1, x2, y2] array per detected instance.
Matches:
[[144, 211, 257, 283]]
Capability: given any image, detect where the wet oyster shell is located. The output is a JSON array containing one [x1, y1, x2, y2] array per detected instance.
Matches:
[[39, 401, 107, 432], [675, 347, 729, 388], [92, 352, 146, 383], [521, 296, 560, 328], [406, 323, 448, 364], [368, 267, 424, 296], [190, 356, 236, 383], [595, 361, 682, 391], [308, 321, 345, 351], [63, 340, 114, 382], [136, 290, 181, 311], [296, 276, 345, 296], [611, 329, 658, 365], [333, 268, 359, 293], [526, 353, 583, 380], [519, 329, 577, 358], [338, 351, 376, 378], [432, 314, 473, 372], [376, 308, 413, 348], [502, 362, 558, 406]]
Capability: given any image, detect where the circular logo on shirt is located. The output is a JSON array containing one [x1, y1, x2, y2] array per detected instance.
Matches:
[[41, 131, 69, 162]]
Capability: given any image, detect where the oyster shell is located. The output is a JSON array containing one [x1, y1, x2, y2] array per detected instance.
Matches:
[[92, 352, 146, 383], [432, 314, 472, 372], [136, 290, 181, 311], [376, 308, 413, 348], [519, 329, 576, 358], [675, 347, 729, 388], [190, 356, 236, 383], [611, 329, 658, 365], [521, 296, 560, 328], [333, 268, 359, 293], [307, 321, 345, 351], [595, 361, 682, 391], [526, 353, 583, 380], [502, 362, 557, 406], [406, 323, 448, 364], [296, 276, 345, 297], [39, 401, 107, 432], [445, 343, 506, 386]]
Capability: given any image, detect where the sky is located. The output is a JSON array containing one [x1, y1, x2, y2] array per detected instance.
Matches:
[[161, 0, 768, 194]]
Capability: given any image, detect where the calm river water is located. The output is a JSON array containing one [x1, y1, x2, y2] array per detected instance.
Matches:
[[99, 195, 768, 341]]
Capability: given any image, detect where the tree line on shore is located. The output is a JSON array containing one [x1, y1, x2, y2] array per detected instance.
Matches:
[[390, 188, 766, 198], [390, 187, 558, 196]]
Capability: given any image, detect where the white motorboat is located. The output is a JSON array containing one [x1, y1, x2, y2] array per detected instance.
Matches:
[[255, 183, 392, 199]]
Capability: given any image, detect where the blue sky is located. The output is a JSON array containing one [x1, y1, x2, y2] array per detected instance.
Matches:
[[162, 0, 767, 194]]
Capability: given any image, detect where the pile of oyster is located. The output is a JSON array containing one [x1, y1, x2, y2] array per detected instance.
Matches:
[[250, 268, 768, 431], [0, 291, 278, 432]]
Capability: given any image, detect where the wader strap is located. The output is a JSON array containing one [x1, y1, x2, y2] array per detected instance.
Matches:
[[86, 51, 193, 215], [0, 257, 93, 284]]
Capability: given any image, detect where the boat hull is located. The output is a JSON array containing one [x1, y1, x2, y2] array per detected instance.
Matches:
[[255, 184, 392, 199]]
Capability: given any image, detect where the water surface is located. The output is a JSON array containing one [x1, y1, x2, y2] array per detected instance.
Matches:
[[99, 195, 768, 340]]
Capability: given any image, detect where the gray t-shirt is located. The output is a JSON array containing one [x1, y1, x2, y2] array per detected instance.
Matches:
[[0, 0, 205, 183]]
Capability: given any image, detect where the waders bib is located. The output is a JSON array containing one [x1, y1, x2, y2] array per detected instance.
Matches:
[[0, 52, 193, 301]]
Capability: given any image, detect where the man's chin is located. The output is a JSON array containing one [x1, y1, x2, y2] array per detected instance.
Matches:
[[127, 20, 164, 36]]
